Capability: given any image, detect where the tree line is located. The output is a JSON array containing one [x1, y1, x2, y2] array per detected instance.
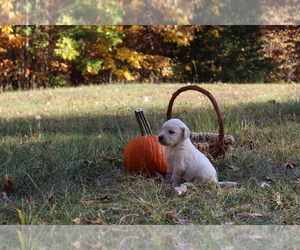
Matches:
[[0, 25, 299, 90], [1, 0, 299, 25]]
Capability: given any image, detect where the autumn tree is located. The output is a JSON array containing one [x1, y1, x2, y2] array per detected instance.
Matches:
[[120, 25, 196, 82], [0, 25, 29, 90], [0, 0, 27, 24], [262, 25, 300, 83], [0, 25, 299, 91], [11, 0, 124, 25], [170, 26, 272, 83], [2, 0, 299, 25]]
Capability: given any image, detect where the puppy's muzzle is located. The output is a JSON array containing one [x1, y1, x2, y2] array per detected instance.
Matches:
[[158, 134, 169, 145], [158, 135, 164, 143]]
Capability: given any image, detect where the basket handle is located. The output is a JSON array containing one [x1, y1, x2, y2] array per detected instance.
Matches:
[[166, 85, 224, 143]]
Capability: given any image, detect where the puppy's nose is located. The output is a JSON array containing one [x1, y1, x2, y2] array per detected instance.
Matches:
[[158, 135, 164, 142]]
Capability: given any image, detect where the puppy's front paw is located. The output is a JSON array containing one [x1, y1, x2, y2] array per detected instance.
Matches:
[[174, 184, 187, 195]]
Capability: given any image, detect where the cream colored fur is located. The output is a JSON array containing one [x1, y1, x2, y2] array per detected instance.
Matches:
[[158, 118, 218, 186]]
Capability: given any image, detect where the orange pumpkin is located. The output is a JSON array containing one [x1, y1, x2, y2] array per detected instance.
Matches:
[[123, 109, 167, 177]]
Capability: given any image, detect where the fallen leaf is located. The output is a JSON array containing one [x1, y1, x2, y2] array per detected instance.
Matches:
[[72, 241, 82, 249], [72, 241, 102, 249], [174, 184, 187, 195], [228, 165, 240, 171], [260, 182, 270, 188], [234, 213, 265, 218], [2, 174, 14, 194], [71, 218, 102, 225], [278, 163, 295, 170], [1, 192, 12, 203], [273, 192, 292, 207], [291, 179, 300, 185], [97, 152, 121, 164], [81, 200, 96, 205], [165, 212, 177, 221], [275, 192, 282, 206]]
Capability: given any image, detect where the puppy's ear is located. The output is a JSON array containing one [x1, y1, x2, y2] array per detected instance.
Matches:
[[181, 126, 190, 139]]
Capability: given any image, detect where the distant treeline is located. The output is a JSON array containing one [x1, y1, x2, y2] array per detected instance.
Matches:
[[0, 25, 299, 90]]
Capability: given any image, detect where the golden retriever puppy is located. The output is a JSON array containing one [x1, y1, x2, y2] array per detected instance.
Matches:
[[158, 118, 218, 186]]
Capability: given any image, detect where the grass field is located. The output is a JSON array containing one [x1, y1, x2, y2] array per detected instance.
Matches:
[[0, 83, 299, 226]]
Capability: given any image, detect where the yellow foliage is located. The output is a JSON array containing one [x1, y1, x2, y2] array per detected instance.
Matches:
[[113, 67, 134, 81], [55, 38, 80, 60], [7, 34, 28, 47], [0, 59, 13, 76], [0, 25, 13, 34], [160, 0, 202, 24], [0, 26, 28, 51], [129, 25, 144, 33], [92, 44, 109, 54], [116, 47, 147, 69], [0, 1, 27, 24], [0, 0, 14, 12], [262, 26, 300, 82], [161, 26, 195, 46], [127, 0, 144, 12], [185, 65, 192, 71], [161, 68, 173, 77], [102, 56, 116, 70], [86, 66, 98, 75]]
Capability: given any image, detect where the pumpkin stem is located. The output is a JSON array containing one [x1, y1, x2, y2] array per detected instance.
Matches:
[[135, 108, 153, 136]]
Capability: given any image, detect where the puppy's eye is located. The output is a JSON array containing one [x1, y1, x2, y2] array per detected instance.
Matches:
[[169, 130, 175, 134]]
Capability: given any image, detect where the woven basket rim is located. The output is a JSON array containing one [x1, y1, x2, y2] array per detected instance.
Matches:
[[166, 85, 225, 142], [166, 85, 232, 159]]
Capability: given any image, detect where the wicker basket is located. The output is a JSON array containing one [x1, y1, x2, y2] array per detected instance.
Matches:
[[166, 85, 235, 160]]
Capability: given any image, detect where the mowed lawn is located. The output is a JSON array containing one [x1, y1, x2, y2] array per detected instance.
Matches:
[[0, 83, 299, 225]]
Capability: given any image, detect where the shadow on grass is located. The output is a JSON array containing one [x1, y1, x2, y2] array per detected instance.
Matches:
[[0, 98, 299, 174], [1, 98, 299, 136], [0, 99, 299, 224]]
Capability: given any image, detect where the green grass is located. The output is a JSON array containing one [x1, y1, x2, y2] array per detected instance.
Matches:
[[0, 83, 299, 225]]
